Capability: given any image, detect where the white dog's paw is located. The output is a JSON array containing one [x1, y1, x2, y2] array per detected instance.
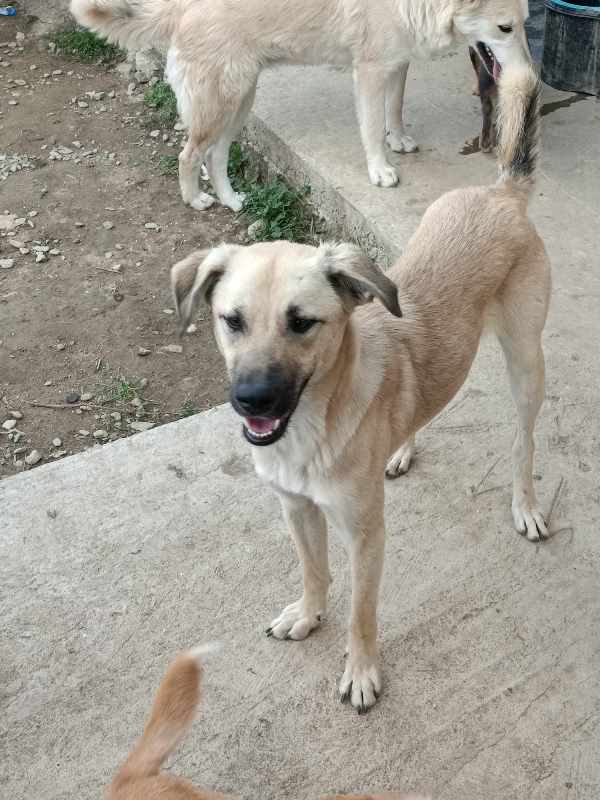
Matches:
[[368, 161, 399, 188], [385, 442, 415, 479], [512, 500, 549, 542], [266, 599, 323, 641], [386, 130, 419, 154], [190, 192, 215, 211], [224, 191, 245, 213]]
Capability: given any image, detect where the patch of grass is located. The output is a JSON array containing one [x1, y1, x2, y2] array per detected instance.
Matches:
[[158, 154, 179, 177], [144, 81, 178, 127], [228, 142, 314, 242], [53, 30, 124, 64], [179, 400, 200, 418], [98, 376, 144, 406]]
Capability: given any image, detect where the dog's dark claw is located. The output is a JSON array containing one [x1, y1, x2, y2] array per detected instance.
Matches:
[[340, 689, 350, 704], [265, 627, 273, 637]]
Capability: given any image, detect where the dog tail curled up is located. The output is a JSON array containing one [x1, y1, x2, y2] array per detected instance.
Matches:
[[110, 643, 220, 791], [496, 63, 542, 192], [70, 0, 180, 51]]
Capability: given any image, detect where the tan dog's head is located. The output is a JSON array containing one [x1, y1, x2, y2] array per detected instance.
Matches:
[[452, 0, 531, 78], [171, 241, 401, 447]]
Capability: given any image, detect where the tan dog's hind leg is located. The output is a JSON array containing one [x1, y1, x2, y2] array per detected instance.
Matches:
[[385, 434, 416, 478], [354, 64, 399, 188], [267, 493, 330, 640], [385, 63, 418, 154], [205, 83, 257, 212], [494, 251, 551, 541], [179, 134, 215, 211], [337, 502, 384, 712]]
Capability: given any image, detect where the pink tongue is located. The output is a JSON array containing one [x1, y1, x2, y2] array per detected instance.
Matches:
[[246, 417, 278, 434], [493, 57, 501, 81]]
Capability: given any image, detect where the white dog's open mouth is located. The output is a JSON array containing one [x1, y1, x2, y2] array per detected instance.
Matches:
[[243, 414, 291, 446], [477, 42, 502, 80]]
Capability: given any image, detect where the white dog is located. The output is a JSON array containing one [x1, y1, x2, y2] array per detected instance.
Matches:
[[71, 0, 531, 211]]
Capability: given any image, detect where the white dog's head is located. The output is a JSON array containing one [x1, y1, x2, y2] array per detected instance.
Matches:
[[453, 0, 531, 77], [171, 241, 401, 447]]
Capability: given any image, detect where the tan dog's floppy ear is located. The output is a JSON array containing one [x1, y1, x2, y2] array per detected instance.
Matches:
[[171, 244, 239, 333], [317, 242, 402, 318]]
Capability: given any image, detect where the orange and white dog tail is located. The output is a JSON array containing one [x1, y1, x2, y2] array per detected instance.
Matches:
[[70, 0, 180, 52], [112, 643, 220, 786]]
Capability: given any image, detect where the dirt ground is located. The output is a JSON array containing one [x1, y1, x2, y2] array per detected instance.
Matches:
[[0, 22, 247, 478]]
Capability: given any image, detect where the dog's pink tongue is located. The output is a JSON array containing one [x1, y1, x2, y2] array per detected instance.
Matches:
[[493, 57, 501, 81], [246, 417, 278, 434]]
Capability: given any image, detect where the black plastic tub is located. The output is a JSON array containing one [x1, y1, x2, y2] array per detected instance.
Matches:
[[542, 0, 600, 95]]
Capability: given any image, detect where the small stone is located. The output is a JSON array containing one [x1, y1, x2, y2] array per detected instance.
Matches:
[[247, 220, 265, 240], [35, 252, 47, 264], [25, 450, 42, 466], [2, 419, 17, 431], [78, 429, 90, 437], [65, 391, 81, 404], [160, 344, 183, 354], [80, 392, 94, 402], [131, 397, 143, 408], [130, 421, 155, 432], [102, 221, 114, 230], [149, 129, 160, 138], [186, 323, 198, 334], [44, 379, 53, 386], [93, 429, 109, 439], [162, 308, 175, 315], [78, 101, 89, 109], [49, 248, 61, 256], [56, 342, 66, 351], [144, 222, 160, 231], [139, 378, 149, 389], [110, 411, 122, 422], [10, 410, 23, 420], [52, 437, 62, 447], [137, 346, 151, 357], [75, 221, 86, 228], [0, 258, 15, 270]]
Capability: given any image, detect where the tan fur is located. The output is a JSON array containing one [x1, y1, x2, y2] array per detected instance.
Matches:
[[70, 0, 531, 211], [171, 63, 549, 713], [109, 647, 235, 800]]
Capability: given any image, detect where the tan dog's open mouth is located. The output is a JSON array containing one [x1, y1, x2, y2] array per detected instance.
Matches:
[[477, 41, 502, 79], [243, 413, 291, 446]]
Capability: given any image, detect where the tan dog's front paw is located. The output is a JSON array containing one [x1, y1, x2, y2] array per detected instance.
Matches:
[[368, 161, 399, 188], [266, 598, 323, 640], [512, 500, 548, 542], [339, 653, 381, 713], [386, 130, 418, 153]]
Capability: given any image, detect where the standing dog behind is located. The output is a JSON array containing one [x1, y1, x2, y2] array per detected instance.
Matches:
[[71, 0, 531, 211], [171, 62, 549, 714], [109, 645, 236, 800]]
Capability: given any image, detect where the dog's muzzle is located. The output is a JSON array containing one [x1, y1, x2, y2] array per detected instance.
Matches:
[[230, 366, 309, 447]]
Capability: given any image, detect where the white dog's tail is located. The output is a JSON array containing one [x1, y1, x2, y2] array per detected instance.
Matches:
[[496, 63, 542, 193], [110, 643, 220, 789], [70, 0, 180, 51]]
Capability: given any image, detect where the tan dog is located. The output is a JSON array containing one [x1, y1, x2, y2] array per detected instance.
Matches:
[[171, 63, 549, 712], [108, 646, 235, 800], [71, 0, 531, 211]]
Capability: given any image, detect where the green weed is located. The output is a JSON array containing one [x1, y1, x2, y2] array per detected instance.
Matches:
[[144, 81, 178, 127], [53, 30, 124, 64]]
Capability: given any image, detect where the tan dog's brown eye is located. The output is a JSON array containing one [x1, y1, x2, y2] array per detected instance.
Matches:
[[221, 313, 244, 332], [498, 24, 513, 33], [289, 316, 318, 334]]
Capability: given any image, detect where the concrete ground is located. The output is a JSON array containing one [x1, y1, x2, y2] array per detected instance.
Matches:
[[3, 42, 600, 800]]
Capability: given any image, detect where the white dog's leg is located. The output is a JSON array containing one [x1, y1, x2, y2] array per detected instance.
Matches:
[[336, 503, 384, 713], [267, 492, 330, 641], [179, 135, 214, 211], [205, 83, 257, 213], [385, 62, 418, 154], [354, 64, 399, 188], [385, 433, 416, 478]]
